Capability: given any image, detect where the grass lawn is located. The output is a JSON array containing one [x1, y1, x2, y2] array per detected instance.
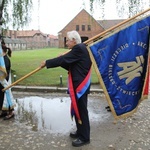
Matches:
[[11, 48, 99, 86]]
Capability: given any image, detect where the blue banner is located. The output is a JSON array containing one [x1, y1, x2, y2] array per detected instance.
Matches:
[[89, 16, 150, 119]]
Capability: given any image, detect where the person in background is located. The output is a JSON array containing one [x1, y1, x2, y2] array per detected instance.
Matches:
[[0, 40, 15, 120], [40, 30, 92, 147]]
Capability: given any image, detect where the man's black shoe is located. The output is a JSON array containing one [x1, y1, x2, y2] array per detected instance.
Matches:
[[105, 106, 110, 109], [105, 106, 111, 112], [70, 131, 78, 138], [72, 138, 90, 147]]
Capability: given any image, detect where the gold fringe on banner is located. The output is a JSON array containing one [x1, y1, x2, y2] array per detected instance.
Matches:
[[87, 13, 150, 120]]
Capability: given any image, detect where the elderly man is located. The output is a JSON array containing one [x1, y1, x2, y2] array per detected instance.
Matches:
[[40, 30, 92, 147]]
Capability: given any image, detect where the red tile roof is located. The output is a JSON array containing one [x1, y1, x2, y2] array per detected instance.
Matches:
[[49, 34, 58, 39], [97, 19, 125, 29], [16, 30, 46, 37]]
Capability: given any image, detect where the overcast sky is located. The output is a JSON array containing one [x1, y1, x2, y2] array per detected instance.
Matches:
[[23, 0, 149, 35]]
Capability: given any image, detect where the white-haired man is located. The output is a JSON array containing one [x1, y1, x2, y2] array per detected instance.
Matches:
[[40, 30, 92, 147]]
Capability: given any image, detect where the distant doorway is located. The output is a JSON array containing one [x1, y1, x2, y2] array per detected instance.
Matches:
[[64, 37, 67, 48], [81, 37, 88, 43]]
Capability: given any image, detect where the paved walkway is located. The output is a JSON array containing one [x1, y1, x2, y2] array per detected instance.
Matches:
[[0, 85, 150, 150]]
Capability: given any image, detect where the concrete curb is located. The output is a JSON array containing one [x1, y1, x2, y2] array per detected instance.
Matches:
[[11, 85, 103, 93]]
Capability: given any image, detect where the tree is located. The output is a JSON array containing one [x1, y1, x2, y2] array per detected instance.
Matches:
[[0, 0, 33, 38], [90, 0, 106, 18], [89, 0, 150, 19], [116, 0, 150, 18]]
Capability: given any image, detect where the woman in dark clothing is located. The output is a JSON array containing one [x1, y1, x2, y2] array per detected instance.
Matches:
[[40, 31, 92, 147], [0, 40, 15, 120]]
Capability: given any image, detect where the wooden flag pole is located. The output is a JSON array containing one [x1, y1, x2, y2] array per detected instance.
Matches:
[[2, 67, 42, 91], [84, 8, 150, 45], [2, 8, 150, 91]]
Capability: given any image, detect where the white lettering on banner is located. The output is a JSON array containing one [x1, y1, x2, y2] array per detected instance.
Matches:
[[117, 55, 144, 85], [137, 41, 147, 49], [111, 43, 128, 62], [108, 39, 147, 96]]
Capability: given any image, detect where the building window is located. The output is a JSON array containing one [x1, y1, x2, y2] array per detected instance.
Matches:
[[88, 25, 91, 31], [82, 25, 85, 31], [76, 25, 79, 31]]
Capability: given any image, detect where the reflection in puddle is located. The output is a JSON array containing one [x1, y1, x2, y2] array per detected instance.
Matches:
[[15, 96, 74, 134], [15, 96, 110, 134]]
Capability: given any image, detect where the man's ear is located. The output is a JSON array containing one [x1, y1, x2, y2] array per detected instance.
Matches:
[[72, 38, 76, 44]]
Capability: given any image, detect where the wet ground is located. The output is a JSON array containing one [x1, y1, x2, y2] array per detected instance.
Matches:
[[14, 93, 110, 134], [0, 91, 150, 150]]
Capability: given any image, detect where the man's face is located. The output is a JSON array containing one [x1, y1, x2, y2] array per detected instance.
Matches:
[[66, 38, 76, 49]]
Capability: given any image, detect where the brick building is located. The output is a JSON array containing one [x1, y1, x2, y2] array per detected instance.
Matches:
[[58, 9, 105, 48], [17, 30, 48, 49], [3, 9, 125, 50], [5, 30, 48, 49], [3, 37, 27, 50], [48, 34, 58, 47]]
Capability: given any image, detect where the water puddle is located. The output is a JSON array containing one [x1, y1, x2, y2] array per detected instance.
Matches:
[[15, 95, 110, 134]]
